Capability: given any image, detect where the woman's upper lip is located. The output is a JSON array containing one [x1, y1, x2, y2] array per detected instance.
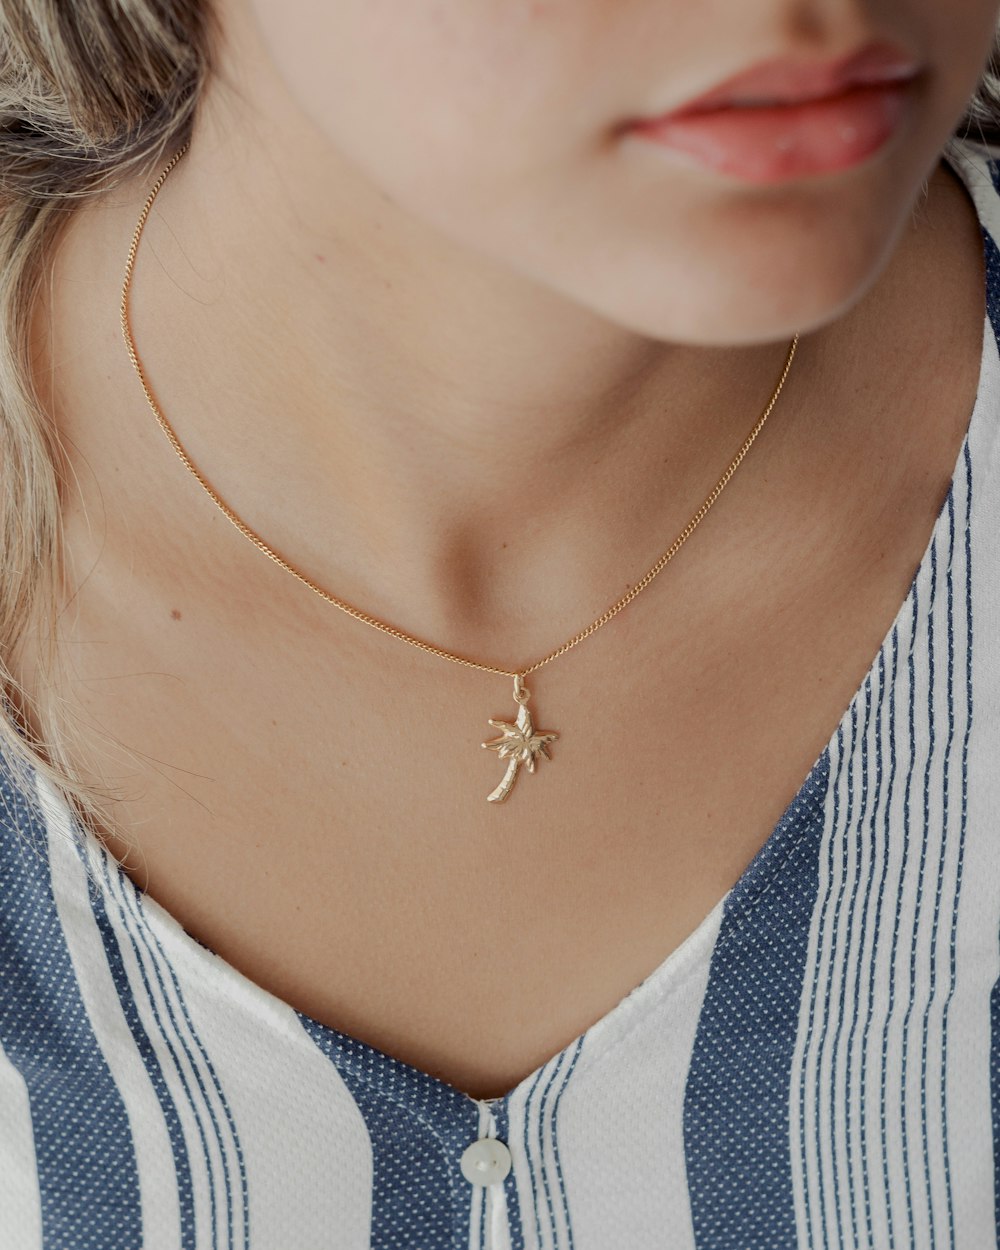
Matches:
[[638, 38, 923, 120]]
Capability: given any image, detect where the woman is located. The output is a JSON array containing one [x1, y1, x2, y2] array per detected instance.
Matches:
[[1, 0, 998, 1246]]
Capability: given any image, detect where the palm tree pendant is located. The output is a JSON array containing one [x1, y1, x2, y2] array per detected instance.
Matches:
[[481, 673, 558, 803]]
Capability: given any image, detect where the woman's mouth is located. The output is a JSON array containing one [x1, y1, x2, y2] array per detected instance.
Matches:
[[622, 44, 923, 183]]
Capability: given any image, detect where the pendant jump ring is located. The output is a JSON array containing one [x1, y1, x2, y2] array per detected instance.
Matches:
[[513, 674, 530, 704]]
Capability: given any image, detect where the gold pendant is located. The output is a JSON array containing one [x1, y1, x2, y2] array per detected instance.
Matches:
[[481, 673, 558, 803]]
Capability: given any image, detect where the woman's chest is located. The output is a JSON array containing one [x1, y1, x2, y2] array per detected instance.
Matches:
[[28, 462, 964, 1104], [21, 185, 987, 1098]]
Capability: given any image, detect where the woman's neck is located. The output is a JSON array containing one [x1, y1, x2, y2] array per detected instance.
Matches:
[[30, 22, 962, 653]]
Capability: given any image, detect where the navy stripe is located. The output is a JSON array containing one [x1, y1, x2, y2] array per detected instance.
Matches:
[[532, 1052, 564, 1248], [917, 480, 958, 1242], [519, 1038, 585, 1250], [821, 681, 871, 1249], [88, 818, 249, 1250], [683, 753, 829, 1248], [880, 584, 922, 1247], [532, 1042, 577, 1248], [478, 1156, 486, 1250], [85, 839, 202, 1248], [524, 1036, 583, 1249], [840, 657, 883, 1249], [935, 443, 972, 1246], [0, 758, 143, 1248], [810, 691, 853, 1248], [523, 1055, 548, 1248], [520, 1050, 567, 1245], [978, 213, 1000, 1247], [992, 928, 1000, 1240], [797, 719, 847, 1248], [298, 1013, 481, 1249], [920, 507, 945, 1241], [974, 222, 1000, 1243], [900, 562, 924, 1244], [900, 492, 939, 1242], [937, 440, 973, 1246], [548, 1038, 584, 1250], [122, 878, 250, 1249], [983, 225, 1000, 346], [859, 634, 901, 1243], [987, 153, 1000, 199], [98, 845, 231, 1247]]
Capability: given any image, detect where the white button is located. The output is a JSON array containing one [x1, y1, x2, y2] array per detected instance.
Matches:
[[460, 1137, 512, 1186]]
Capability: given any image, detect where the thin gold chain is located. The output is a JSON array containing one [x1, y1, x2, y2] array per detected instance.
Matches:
[[119, 140, 799, 682]]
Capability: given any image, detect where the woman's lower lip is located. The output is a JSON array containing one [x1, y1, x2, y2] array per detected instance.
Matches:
[[625, 80, 914, 183]]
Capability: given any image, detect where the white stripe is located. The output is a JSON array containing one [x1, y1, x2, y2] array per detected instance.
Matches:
[[479, 1103, 513, 1250], [790, 135, 1000, 1242], [847, 646, 902, 1250], [133, 878, 379, 1249], [529, 902, 725, 1250], [832, 684, 873, 1250], [0, 1038, 42, 1249], [66, 797, 218, 1242], [37, 772, 183, 1250], [118, 880, 242, 1248], [791, 606, 925, 1248], [797, 715, 855, 1248], [843, 653, 892, 1250], [944, 301, 1000, 1245], [920, 469, 968, 1248]]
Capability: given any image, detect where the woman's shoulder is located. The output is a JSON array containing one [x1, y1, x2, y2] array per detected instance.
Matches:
[[943, 132, 1000, 227]]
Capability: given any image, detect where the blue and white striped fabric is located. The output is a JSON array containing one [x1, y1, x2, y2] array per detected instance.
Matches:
[[1, 132, 999, 1250]]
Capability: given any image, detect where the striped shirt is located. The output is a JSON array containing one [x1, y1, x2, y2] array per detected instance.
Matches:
[[2, 132, 1000, 1250]]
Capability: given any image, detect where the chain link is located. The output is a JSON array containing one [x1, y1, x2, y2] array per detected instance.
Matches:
[[120, 140, 799, 682]]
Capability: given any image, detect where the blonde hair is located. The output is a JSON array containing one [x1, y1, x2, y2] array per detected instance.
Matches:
[[0, 1, 998, 852], [0, 0, 221, 852]]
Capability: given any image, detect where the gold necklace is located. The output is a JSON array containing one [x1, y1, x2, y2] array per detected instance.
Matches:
[[120, 141, 800, 804]]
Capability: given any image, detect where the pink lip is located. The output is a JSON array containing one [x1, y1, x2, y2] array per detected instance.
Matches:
[[661, 39, 923, 115], [623, 40, 922, 183]]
